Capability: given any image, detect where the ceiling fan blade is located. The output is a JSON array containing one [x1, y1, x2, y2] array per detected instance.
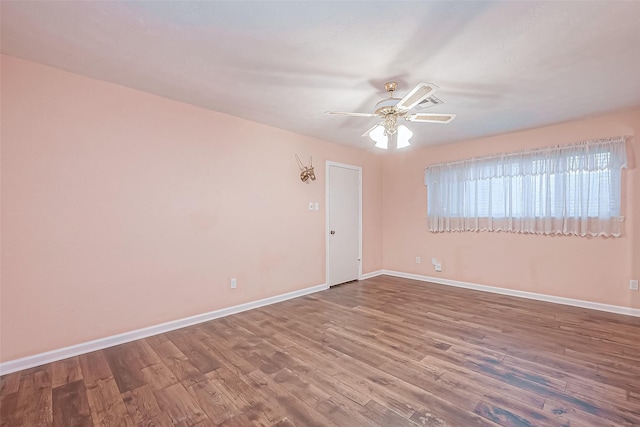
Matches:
[[361, 123, 382, 137], [395, 82, 439, 111], [406, 113, 456, 123], [326, 111, 377, 117]]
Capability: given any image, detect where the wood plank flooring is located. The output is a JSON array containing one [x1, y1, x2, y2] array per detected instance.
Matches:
[[2, 275, 640, 426]]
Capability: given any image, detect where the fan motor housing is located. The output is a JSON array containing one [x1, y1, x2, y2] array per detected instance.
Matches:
[[374, 98, 402, 116]]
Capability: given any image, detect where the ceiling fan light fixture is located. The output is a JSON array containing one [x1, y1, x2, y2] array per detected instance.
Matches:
[[375, 139, 388, 149], [396, 125, 412, 149], [327, 81, 455, 150], [369, 125, 388, 149]]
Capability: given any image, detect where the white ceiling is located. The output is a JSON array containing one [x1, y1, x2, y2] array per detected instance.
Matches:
[[2, 1, 640, 150]]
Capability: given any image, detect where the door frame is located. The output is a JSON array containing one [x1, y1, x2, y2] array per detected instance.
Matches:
[[325, 161, 363, 286]]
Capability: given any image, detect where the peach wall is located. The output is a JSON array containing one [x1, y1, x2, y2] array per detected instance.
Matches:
[[0, 55, 383, 362], [383, 109, 640, 309], [3, 53, 639, 364]]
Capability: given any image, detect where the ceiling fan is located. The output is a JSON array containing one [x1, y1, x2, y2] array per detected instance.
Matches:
[[326, 81, 456, 149]]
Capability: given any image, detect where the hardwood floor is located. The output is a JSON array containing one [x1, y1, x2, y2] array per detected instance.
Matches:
[[2, 275, 640, 426]]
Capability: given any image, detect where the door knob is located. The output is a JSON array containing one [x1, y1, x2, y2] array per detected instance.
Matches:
[[330, 230, 336, 235]]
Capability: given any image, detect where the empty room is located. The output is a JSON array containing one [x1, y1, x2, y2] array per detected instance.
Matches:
[[1, 1, 640, 426]]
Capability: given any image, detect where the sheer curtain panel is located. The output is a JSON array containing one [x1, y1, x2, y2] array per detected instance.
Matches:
[[424, 137, 627, 237]]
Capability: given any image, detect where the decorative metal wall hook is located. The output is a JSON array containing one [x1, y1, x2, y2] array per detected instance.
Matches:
[[295, 154, 316, 183]]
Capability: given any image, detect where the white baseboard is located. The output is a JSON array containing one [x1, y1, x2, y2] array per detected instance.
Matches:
[[5, 272, 637, 376], [382, 270, 640, 318], [0, 283, 328, 376], [360, 270, 384, 280]]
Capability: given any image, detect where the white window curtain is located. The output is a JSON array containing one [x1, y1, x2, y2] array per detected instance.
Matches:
[[424, 137, 627, 237]]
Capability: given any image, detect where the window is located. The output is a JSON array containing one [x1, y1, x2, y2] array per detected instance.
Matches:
[[424, 137, 627, 237]]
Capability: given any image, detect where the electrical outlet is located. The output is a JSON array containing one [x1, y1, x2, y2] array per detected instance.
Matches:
[[416, 257, 421, 264], [308, 202, 314, 210], [630, 280, 639, 291], [435, 263, 442, 272], [231, 278, 237, 289]]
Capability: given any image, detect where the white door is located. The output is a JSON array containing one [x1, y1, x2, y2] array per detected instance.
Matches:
[[326, 162, 361, 287]]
